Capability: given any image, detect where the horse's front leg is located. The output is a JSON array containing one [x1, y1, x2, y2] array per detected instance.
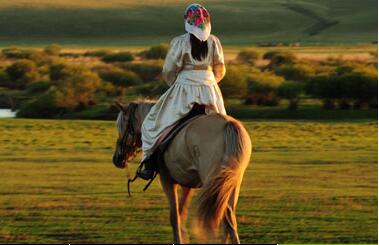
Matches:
[[179, 187, 194, 243], [160, 170, 182, 244]]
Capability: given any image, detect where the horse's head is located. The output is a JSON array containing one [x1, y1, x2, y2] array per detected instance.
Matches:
[[112, 101, 142, 169]]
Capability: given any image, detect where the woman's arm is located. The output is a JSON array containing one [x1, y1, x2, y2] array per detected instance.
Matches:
[[212, 36, 226, 83], [162, 37, 183, 86]]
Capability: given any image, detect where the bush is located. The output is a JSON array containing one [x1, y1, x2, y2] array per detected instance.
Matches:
[[219, 66, 248, 98], [274, 64, 315, 82], [236, 49, 260, 65], [84, 49, 112, 58], [44, 44, 62, 56], [1, 47, 38, 59], [264, 51, 296, 69], [135, 80, 169, 97], [276, 81, 304, 110], [140, 44, 168, 59], [244, 92, 280, 106], [0, 69, 10, 87], [97, 66, 142, 87], [120, 60, 163, 82], [5, 60, 39, 89], [25, 80, 51, 94], [307, 65, 378, 109], [17, 89, 63, 118], [102, 52, 134, 63]]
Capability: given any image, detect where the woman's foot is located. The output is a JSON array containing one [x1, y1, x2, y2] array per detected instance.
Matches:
[[137, 157, 155, 180]]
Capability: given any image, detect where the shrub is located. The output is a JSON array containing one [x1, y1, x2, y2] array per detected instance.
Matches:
[[84, 49, 112, 58], [236, 49, 260, 65], [244, 70, 284, 106], [43, 44, 62, 56], [25, 80, 51, 94], [97, 66, 142, 87], [17, 89, 63, 118], [219, 66, 248, 98], [274, 64, 315, 82], [120, 60, 163, 82], [135, 80, 169, 97], [140, 44, 168, 59], [244, 92, 280, 106], [0, 69, 10, 88], [1, 48, 38, 59], [276, 81, 304, 110], [5, 60, 39, 89], [102, 52, 134, 63], [307, 65, 378, 109], [264, 51, 296, 69]]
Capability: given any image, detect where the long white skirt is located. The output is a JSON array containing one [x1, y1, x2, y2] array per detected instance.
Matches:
[[141, 70, 226, 158]]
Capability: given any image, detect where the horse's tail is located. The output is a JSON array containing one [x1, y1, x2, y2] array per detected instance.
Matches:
[[197, 117, 252, 234]]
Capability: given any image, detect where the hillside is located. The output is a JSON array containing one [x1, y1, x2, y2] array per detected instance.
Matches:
[[0, 0, 377, 46]]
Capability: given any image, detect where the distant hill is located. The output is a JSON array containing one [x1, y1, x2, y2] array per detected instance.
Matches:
[[0, 0, 377, 47]]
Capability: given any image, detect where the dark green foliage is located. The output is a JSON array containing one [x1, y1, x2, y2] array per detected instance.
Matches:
[[140, 44, 168, 59], [236, 49, 260, 65], [275, 64, 315, 82], [276, 81, 304, 109], [1, 48, 38, 59], [96, 66, 142, 87], [264, 51, 296, 69], [17, 89, 63, 118], [135, 80, 169, 97], [306, 65, 378, 109], [121, 60, 163, 82], [101, 52, 134, 63], [5, 60, 39, 89], [43, 44, 62, 56], [49, 63, 67, 81], [84, 49, 112, 58], [219, 66, 248, 98], [244, 92, 280, 106], [25, 80, 51, 94]]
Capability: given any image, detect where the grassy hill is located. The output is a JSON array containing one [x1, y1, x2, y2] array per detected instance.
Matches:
[[0, 0, 377, 47]]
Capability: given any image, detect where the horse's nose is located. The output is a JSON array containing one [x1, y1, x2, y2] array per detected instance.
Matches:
[[113, 153, 125, 168]]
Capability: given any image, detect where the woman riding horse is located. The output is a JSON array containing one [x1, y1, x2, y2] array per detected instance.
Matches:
[[138, 3, 226, 180], [112, 3, 252, 243]]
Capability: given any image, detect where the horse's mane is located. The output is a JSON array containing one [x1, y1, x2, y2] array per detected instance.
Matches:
[[116, 98, 156, 134]]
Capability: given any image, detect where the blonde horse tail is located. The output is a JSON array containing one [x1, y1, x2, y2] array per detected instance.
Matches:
[[197, 117, 251, 235]]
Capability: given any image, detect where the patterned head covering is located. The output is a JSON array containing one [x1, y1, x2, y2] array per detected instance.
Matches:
[[184, 3, 211, 41]]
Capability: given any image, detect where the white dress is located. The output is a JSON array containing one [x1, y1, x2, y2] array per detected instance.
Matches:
[[141, 33, 226, 158]]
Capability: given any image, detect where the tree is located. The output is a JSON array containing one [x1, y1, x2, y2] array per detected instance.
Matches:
[[140, 44, 169, 59], [44, 44, 62, 56], [219, 66, 248, 98], [236, 49, 260, 65], [276, 81, 304, 110], [5, 60, 39, 89]]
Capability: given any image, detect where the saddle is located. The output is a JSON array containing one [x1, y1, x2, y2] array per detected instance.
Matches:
[[128, 104, 206, 195]]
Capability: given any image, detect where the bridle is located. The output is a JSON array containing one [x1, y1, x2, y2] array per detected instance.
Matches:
[[119, 103, 142, 164]]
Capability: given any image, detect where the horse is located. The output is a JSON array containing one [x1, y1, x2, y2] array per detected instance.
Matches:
[[112, 101, 252, 244]]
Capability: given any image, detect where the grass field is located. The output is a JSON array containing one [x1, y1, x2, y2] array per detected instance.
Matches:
[[0, 118, 377, 243], [0, 0, 377, 47]]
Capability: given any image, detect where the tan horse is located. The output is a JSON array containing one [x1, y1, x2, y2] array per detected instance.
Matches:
[[113, 101, 251, 244]]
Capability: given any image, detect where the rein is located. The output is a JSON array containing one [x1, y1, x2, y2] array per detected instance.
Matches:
[[119, 103, 157, 197]]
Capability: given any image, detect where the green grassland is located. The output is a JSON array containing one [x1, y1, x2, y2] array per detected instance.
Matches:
[[0, 118, 377, 243], [0, 0, 377, 47]]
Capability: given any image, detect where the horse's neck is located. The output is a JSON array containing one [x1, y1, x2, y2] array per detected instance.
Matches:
[[137, 103, 155, 127]]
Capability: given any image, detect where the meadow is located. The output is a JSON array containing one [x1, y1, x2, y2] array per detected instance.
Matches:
[[0, 118, 377, 244]]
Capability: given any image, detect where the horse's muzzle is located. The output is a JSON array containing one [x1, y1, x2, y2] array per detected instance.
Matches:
[[113, 153, 126, 169]]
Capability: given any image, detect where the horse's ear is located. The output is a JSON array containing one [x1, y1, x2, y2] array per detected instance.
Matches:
[[113, 101, 127, 113]]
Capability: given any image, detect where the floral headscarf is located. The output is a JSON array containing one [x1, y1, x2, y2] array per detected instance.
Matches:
[[184, 3, 211, 41]]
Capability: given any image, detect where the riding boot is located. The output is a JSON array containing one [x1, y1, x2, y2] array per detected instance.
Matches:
[[137, 156, 155, 180]]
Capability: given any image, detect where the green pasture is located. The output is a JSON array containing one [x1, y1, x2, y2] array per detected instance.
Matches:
[[0, 118, 377, 243], [0, 0, 377, 47]]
